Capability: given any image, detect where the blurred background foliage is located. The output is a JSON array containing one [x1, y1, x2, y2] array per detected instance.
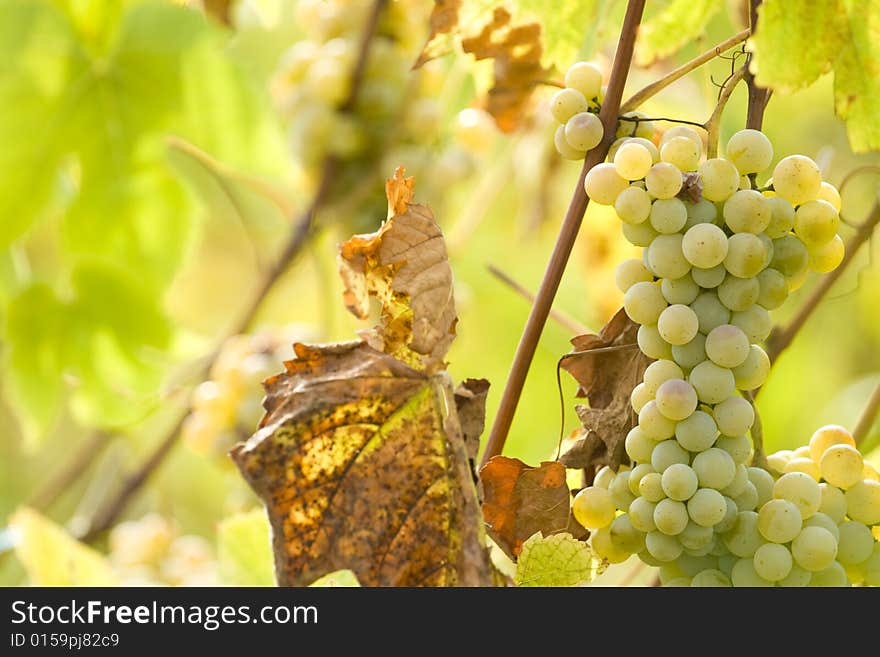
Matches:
[[0, 0, 878, 585]]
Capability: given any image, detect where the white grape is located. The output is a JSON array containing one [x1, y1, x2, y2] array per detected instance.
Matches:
[[650, 198, 688, 234], [765, 195, 796, 238], [647, 234, 691, 279], [637, 324, 674, 360], [836, 521, 874, 565], [675, 410, 719, 453], [614, 141, 654, 180], [723, 511, 764, 558], [690, 292, 731, 335], [615, 258, 653, 292], [716, 434, 752, 465], [657, 304, 700, 346], [564, 62, 603, 100], [554, 125, 586, 160], [692, 447, 736, 489], [651, 439, 691, 473], [818, 482, 847, 523], [732, 345, 771, 390], [794, 199, 839, 247], [773, 472, 821, 519], [717, 275, 760, 312], [660, 136, 701, 171], [645, 162, 683, 199], [682, 223, 728, 268], [753, 542, 792, 581], [770, 234, 809, 278], [625, 425, 656, 462], [655, 378, 699, 421], [756, 268, 788, 309], [630, 382, 652, 414], [816, 181, 842, 211], [661, 463, 700, 501], [791, 526, 838, 571], [584, 163, 629, 204], [723, 189, 771, 234], [564, 111, 604, 151], [748, 466, 775, 507], [807, 234, 845, 273], [698, 158, 739, 202], [661, 274, 700, 305], [654, 498, 690, 535], [687, 487, 727, 526], [689, 359, 736, 404], [725, 129, 773, 174], [757, 499, 802, 543], [691, 264, 727, 289], [624, 281, 667, 325], [550, 87, 589, 123], [772, 154, 822, 206], [712, 395, 754, 436], [639, 400, 677, 441], [671, 333, 708, 370], [844, 480, 880, 524], [705, 324, 750, 368], [572, 486, 616, 529], [724, 232, 767, 278], [622, 220, 660, 247], [730, 305, 772, 343], [638, 472, 666, 502], [614, 186, 652, 224]]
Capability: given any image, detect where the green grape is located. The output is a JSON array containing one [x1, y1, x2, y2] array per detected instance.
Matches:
[[655, 378, 699, 421], [681, 223, 728, 269], [643, 359, 685, 394], [661, 273, 700, 305], [690, 291, 731, 335], [794, 199, 839, 247], [725, 129, 773, 174], [770, 234, 809, 278], [862, 544, 880, 586], [661, 463, 699, 501], [717, 275, 760, 312], [816, 180, 842, 211], [698, 158, 739, 202], [765, 196, 797, 238], [594, 465, 616, 489], [757, 499, 803, 546], [614, 141, 654, 180], [649, 198, 688, 234], [651, 439, 691, 473], [672, 333, 708, 370], [630, 382, 653, 413], [732, 345, 771, 390], [818, 483, 847, 523], [661, 125, 703, 150], [591, 526, 631, 563], [772, 154, 822, 206], [844, 480, 880, 524], [639, 400, 677, 440], [687, 488, 727, 526], [723, 233, 767, 278], [610, 136, 660, 163], [657, 304, 700, 346], [773, 472, 821, 519], [639, 471, 666, 502], [777, 564, 812, 587], [609, 470, 636, 510], [716, 434, 752, 465], [625, 426, 656, 462], [565, 112, 603, 151], [817, 444, 863, 489], [554, 125, 586, 160], [812, 561, 849, 586], [646, 531, 683, 562], [784, 457, 821, 481], [647, 234, 691, 279], [624, 281, 667, 325], [692, 447, 736, 489], [746, 467, 774, 508], [629, 465, 657, 495], [615, 258, 653, 293], [791, 526, 838, 571], [550, 87, 589, 123], [809, 424, 857, 461], [564, 61, 603, 100], [622, 220, 660, 247], [715, 497, 740, 532], [679, 522, 716, 551], [638, 323, 674, 359], [753, 542, 792, 581], [572, 486, 616, 529], [705, 324, 750, 368], [614, 186, 652, 224], [610, 514, 646, 554], [721, 463, 750, 497], [689, 359, 736, 404], [654, 498, 690, 535], [756, 268, 788, 309], [804, 512, 840, 540], [645, 162, 683, 199], [684, 198, 718, 229], [584, 162, 629, 204], [629, 497, 658, 532], [675, 410, 719, 453], [616, 111, 654, 139], [733, 481, 759, 512], [723, 189, 771, 234], [757, 233, 775, 269], [723, 511, 763, 557], [730, 305, 772, 343], [660, 136, 701, 171], [690, 265, 726, 290], [835, 521, 874, 565], [712, 395, 754, 436], [808, 234, 845, 273]]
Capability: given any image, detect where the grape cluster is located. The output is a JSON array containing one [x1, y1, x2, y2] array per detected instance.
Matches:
[[182, 326, 312, 458]]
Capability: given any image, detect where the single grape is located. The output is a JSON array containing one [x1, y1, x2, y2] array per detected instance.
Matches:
[[638, 471, 665, 502], [698, 158, 739, 202], [565, 111, 604, 151], [807, 234, 845, 273], [764, 196, 796, 238], [733, 480, 759, 512], [730, 305, 772, 343], [593, 465, 616, 489], [817, 482, 847, 523], [836, 521, 874, 565], [609, 470, 636, 510], [715, 497, 740, 533], [756, 268, 788, 309], [725, 129, 773, 174], [645, 162, 683, 199], [616, 111, 654, 139], [572, 486, 616, 529], [723, 189, 772, 234], [753, 542, 792, 581], [844, 480, 880, 525], [682, 223, 728, 269], [554, 125, 586, 160], [794, 199, 840, 247], [717, 275, 760, 312], [643, 359, 684, 394], [614, 258, 653, 293], [661, 463, 700, 501], [654, 498, 690, 535], [646, 531, 683, 562], [637, 324, 674, 359], [625, 426, 656, 462], [716, 434, 752, 465], [723, 511, 764, 558], [804, 512, 840, 540], [732, 345, 771, 391], [610, 514, 646, 554], [650, 198, 688, 234], [591, 526, 631, 563], [647, 234, 691, 279], [584, 163, 629, 204], [550, 87, 589, 123], [614, 141, 654, 180], [656, 378, 699, 421], [661, 273, 700, 305], [809, 424, 857, 463], [819, 444, 864, 490], [684, 198, 718, 229], [770, 234, 809, 278], [651, 439, 691, 472], [778, 564, 812, 587], [639, 400, 677, 441], [564, 61, 603, 100], [689, 359, 736, 404], [692, 447, 736, 489], [712, 396, 754, 437], [722, 463, 750, 497], [724, 233, 767, 278], [674, 410, 718, 453], [816, 181, 842, 211], [657, 304, 700, 346], [671, 333, 708, 370], [691, 265, 727, 291], [614, 186, 652, 224], [690, 291, 731, 335], [630, 382, 652, 414], [784, 457, 821, 481], [660, 136, 701, 171], [624, 281, 667, 325], [687, 487, 727, 526], [791, 526, 838, 571], [773, 472, 821, 519], [629, 497, 658, 532], [758, 499, 803, 544], [705, 324, 750, 368], [748, 467, 775, 507], [772, 154, 822, 206], [622, 220, 660, 246]]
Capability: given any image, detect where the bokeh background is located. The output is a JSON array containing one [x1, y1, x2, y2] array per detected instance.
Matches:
[[1, 0, 878, 585]]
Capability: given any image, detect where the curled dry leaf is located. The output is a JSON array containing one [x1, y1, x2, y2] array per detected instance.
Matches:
[[679, 171, 703, 204], [454, 378, 490, 465], [559, 308, 651, 473], [461, 7, 551, 133], [232, 170, 493, 586], [479, 456, 577, 560], [414, 0, 462, 68]]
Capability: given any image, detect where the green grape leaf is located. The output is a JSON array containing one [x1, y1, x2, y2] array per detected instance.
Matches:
[[308, 570, 361, 587], [10, 507, 118, 585], [514, 532, 601, 587], [517, 0, 598, 68], [750, 0, 880, 152], [636, 0, 723, 66], [217, 509, 275, 586]]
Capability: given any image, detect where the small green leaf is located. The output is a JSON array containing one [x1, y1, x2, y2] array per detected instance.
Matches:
[[308, 570, 361, 587], [10, 507, 118, 585], [217, 509, 275, 586], [832, 4, 880, 152], [636, 0, 723, 67], [514, 532, 600, 587], [517, 0, 598, 68]]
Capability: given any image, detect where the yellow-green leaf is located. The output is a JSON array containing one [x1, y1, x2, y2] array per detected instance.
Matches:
[[514, 532, 601, 587], [833, 4, 880, 152], [309, 570, 361, 587], [517, 0, 598, 68], [636, 0, 723, 66], [217, 509, 275, 586], [10, 507, 118, 586]]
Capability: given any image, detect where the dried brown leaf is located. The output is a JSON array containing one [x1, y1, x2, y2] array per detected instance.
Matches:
[[454, 378, 490, 464], [680, 171, 703, 203], [338, 168, 456, 373], [479, 456, 574, 559], [414, 0, 462, 68], [461, 7, 551, 133]]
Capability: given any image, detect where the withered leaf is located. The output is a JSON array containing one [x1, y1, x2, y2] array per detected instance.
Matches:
[[454, 378, 490, 464], [679, 171, 703, 204], [559, 308, 651, 472], [202, 0, 233, 26], [479, 456, 574, 560], [232, 341, 493, 586], [414, 0, 462, 69], [461, 7, 551, 133], [339, 167, 456, 374]]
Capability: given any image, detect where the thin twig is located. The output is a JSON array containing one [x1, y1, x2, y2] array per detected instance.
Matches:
[[77, 0, 389, 541], [704, 67, 746, 158], [745, 390, 768, 469], [481, 0, 646, 468], [617, 115, 707, 129], [620, 29, 750, 113], [853, 381, 880, 446], [487, 265, 590, 335], [28, 431, 110, 510], [765, 202, 880, 364]]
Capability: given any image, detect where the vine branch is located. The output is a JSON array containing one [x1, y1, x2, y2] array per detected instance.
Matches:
[[28, 431, 110, 510], [481, 0, 646, 468], [77, 0, 389, 541], [853, 381, 880, 446], [744, 0, 772, 129], [704, 67, 746, 157]]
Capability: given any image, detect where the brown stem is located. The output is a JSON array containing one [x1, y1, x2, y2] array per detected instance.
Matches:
[[487, 264, 589, 335], [704, 67, 746, 158], [744, 0, 771, 130], [77, 0, 389, 541], [620, 28, 750, 113], [765, 202, 880, 365], [481, 0, 646, 468], [853, 381, 880, 446], [27, 431, 110, 510]]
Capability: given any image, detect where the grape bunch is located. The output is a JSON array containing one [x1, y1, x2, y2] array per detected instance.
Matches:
[[182, 326, 313, 458]]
